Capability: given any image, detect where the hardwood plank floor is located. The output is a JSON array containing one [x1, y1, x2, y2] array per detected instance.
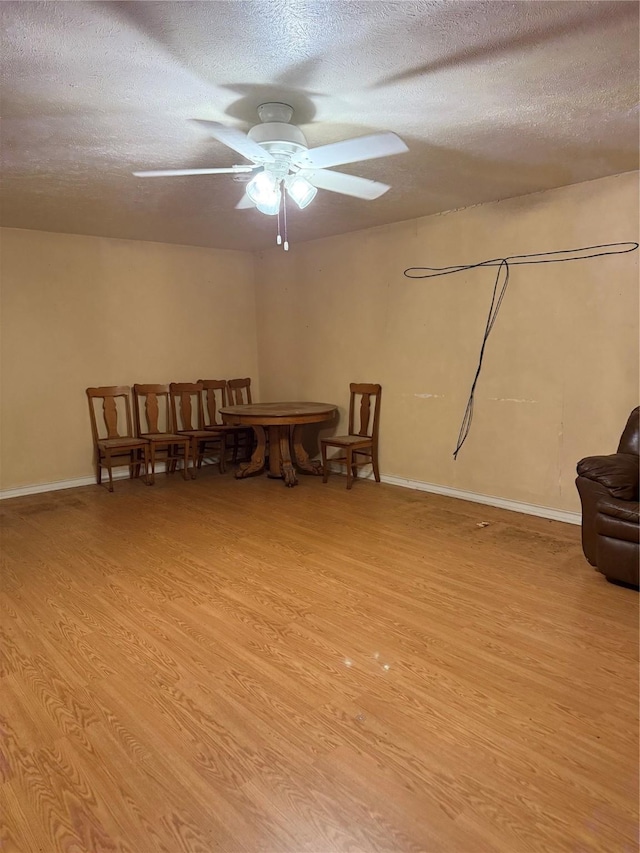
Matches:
[[0, 469, 637, 852]]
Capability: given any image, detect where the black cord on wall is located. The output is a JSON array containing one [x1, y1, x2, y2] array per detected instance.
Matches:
[[404, 242, 639, 459]]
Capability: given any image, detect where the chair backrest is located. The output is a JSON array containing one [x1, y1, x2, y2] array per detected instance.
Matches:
[[617, 406, 640, 457], [227, 378, 252, 405], [133, 384, 172, 435], [198, 379, 229, 428], [169, 382, 204, 431], [86, 386, 135, 444], [348, 383, 382, 443]]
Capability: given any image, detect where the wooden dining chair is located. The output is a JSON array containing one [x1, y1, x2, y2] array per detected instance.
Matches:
[[169, 382, 226, 477], [226, 378, 256, 460], [133, 384, 190, 485], [199, 379, 253, 464], [321, 383, 382, 490], [86, 386, 150, 492], [227, 377, 253, 405]]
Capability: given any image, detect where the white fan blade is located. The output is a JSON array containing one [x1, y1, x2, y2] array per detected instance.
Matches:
[[191, 119, 275, 164], [293, 132, 407, 170], [235, 193, 255, 209], [133, 166, 256, 177], [302, 168, 390, 200]]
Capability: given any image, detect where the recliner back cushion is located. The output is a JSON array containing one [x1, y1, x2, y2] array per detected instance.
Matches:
[[618, 407, 640, 456]]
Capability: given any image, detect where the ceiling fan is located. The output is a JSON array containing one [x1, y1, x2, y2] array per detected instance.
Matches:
[[133, 103, 408, 245]]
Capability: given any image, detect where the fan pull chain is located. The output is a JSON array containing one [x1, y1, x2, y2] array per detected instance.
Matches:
[[276, 185, 283, 245], [273, 182, 290, 251], [283, 188, 289, 251]]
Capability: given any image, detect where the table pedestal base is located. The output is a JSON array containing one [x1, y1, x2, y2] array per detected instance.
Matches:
[[235, 424, 323, 487]]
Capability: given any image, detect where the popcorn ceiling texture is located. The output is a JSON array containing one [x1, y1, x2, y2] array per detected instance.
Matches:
[[1, 0, 638, 251]]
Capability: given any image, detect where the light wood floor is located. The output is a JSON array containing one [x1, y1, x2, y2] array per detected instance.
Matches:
[[1, 469, 638, 852]]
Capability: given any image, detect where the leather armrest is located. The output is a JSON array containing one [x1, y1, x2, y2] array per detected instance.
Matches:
[[596, 496, 640, 524], [576, 453, 639, 500]]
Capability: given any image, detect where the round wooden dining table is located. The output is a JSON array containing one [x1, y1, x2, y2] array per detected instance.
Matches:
[[219, 402, 337, 487]]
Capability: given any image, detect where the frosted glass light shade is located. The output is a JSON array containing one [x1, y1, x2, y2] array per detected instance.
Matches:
[[246, 171, 280, 210], [285, 174, 317, 209], [256, 189, 281, 215]]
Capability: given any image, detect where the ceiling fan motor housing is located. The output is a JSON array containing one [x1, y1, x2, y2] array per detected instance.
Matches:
[[248, 121, 308, 177]]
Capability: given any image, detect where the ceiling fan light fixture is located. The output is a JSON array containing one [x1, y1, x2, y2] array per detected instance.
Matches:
[[246, 170, 280, 208], [285, 174, 317, 209], [255, 186, 282, 215]]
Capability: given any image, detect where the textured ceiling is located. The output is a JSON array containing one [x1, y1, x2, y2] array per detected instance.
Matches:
[[1, 1, 638, 251]]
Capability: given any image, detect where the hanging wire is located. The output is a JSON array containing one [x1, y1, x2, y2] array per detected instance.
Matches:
[[404, 243, 639, 280], [404, 242, 639, 459]]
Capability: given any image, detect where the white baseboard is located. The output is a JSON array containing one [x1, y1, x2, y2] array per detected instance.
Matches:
[[381, 473, 581, 525], [1, 461, 580, 525], [0, 471, 128, 500], [328, 463, 581, 525], [0, 459, 180, 501], [0, 454, 232, 501]]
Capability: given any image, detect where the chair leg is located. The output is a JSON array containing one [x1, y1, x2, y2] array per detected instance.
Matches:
[[96, 451, 102, 485], [131, 449, 141, 480], [141, 444, 152, 486], [190, 438, 198, 478], [346, 448, 353, 490], [149, 443, 156, 486], [243, 429, 254, 462], [105, 450, 114, 492], [372, 445, 380, 483], [321, 442, 329, 483], [182, 441, 189, 480], [219, 434, 226, 474]]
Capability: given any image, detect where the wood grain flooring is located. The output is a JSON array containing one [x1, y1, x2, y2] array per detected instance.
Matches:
[[0, 470, 637, 852]]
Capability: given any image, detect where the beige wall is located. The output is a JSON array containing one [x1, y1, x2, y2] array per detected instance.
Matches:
[[2, 173, 637, 509], [0, 229, 258, 489], [255, 172, 639, 512]]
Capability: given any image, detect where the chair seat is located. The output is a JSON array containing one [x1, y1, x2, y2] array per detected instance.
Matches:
[[141, 432, 189, 443], [322, 434, 373, 447], [177, 429, 221, 440], [97, 436, 147, 449]]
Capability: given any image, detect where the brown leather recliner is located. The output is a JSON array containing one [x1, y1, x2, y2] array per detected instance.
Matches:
[[575, 407, 639, 588]]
